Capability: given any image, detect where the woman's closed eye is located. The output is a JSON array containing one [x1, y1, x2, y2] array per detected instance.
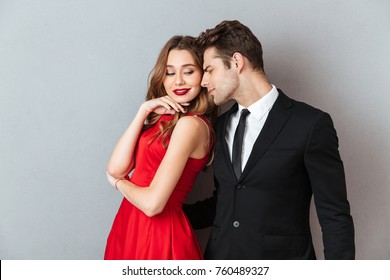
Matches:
[[183, 70, 194, 75]]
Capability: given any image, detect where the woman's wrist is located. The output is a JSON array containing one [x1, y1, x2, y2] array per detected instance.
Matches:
[[134, 105, 150, 123], [139, 102, 152, 115], [114, 178, 126, 190]]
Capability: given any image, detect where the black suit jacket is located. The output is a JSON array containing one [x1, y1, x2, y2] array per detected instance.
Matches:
[[184, 90, 355, 259]]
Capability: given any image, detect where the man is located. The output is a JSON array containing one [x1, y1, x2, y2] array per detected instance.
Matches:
[[184, 20, 355, 259]]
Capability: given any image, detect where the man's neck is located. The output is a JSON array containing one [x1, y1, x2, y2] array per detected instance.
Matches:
[[236, 74, 272, 107]]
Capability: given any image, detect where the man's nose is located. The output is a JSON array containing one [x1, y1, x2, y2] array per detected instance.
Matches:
[[201, 75, 208, 87]]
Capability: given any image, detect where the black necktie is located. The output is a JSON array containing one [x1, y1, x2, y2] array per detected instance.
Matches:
[[232, 109, 250, 179]]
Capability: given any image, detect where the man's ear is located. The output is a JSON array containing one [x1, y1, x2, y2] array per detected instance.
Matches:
[[232, 52, 244, 72]]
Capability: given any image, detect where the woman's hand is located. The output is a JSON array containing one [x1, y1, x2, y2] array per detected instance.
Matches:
[[141, 96, 189, 115]]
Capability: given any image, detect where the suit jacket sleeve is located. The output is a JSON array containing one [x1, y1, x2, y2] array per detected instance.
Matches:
[[183, 180, 217, 230], [305, 112, 355, 259]]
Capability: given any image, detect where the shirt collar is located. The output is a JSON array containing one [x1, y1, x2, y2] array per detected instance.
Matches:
[[237, 84, 279, 121]]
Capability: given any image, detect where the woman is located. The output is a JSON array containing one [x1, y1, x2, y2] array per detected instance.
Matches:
[[104, 35, 217, 260]]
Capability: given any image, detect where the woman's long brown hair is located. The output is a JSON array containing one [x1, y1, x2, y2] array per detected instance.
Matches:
[[143, 35, 217, 163]]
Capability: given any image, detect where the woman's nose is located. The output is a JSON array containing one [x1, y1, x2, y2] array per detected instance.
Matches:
[[175, 74, 184, 85]]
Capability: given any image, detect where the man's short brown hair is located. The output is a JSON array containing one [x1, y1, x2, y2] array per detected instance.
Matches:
[[197, 20, 264, 72]]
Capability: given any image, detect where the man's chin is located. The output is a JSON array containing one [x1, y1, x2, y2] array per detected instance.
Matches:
[[212, 97, 224, 106]]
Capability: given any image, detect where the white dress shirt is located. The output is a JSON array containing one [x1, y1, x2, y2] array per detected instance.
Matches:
[[225, 85, 279, 171]]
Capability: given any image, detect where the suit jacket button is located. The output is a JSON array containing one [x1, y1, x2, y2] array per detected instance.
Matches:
[[233, 221, 240, 228], [237, 184, 242, 189]]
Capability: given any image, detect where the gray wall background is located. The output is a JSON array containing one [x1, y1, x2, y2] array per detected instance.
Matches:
[[0, 0, 389, 260]]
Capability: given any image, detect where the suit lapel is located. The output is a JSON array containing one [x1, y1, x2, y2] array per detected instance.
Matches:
[[240, 90, 293, 181]]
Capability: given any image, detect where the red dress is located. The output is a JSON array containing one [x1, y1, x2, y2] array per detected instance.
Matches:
[[104, 114, 212, 260]]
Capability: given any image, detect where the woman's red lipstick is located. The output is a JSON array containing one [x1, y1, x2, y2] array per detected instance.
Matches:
[[173, 88, 190, 96]]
